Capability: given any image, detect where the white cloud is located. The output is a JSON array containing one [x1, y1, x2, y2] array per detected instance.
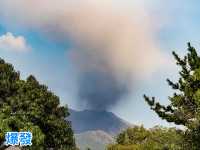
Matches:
[[0, 32, 30, 52]]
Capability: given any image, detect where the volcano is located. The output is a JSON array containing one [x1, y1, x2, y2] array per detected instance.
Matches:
[[68, 109, 132, 135]]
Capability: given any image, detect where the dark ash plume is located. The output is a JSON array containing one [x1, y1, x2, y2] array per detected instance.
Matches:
[[78, 71, 129, 110]]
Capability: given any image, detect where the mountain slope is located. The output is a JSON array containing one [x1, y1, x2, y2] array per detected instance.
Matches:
[[68, 109, 132, 135], [75, 130, 114, 150]]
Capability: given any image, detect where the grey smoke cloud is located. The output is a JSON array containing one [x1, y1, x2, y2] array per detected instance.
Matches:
[[0, 0, 171, 110], [78, 71, 129, 110]]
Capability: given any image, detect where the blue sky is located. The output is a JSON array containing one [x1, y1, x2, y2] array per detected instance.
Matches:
[[0, 0, 200, 128]]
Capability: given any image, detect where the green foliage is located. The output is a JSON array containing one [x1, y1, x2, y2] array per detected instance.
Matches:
[[0, 58, 76, 149], [107, 144, 140, 150], [107, 126, 183, 150], [144, 43, 200, 149], [116, 126, 149, 145]]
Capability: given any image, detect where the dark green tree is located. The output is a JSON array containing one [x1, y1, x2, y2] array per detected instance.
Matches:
[[0, 58, 76, 150], [144, 43, 200, 149]]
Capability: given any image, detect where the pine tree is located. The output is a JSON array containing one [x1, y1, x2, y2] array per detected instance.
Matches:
[[144, 43, 200, 149]]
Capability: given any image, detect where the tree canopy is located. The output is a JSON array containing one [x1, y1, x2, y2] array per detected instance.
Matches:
[[144, 43, 200, 149], [0, 58, 76, 150], [107, 126, 183, 150]]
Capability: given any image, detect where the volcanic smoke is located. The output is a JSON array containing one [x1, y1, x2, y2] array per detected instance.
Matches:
[[0, 0, 169, 110]]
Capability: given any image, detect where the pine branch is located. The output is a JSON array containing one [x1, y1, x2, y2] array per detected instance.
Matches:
[[144, 95, 186, 125], [166, 79, 179, 90]]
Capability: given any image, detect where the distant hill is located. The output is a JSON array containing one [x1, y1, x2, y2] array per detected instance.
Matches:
[[68, 109, 132, 135], [75, 130, 114, 150]]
